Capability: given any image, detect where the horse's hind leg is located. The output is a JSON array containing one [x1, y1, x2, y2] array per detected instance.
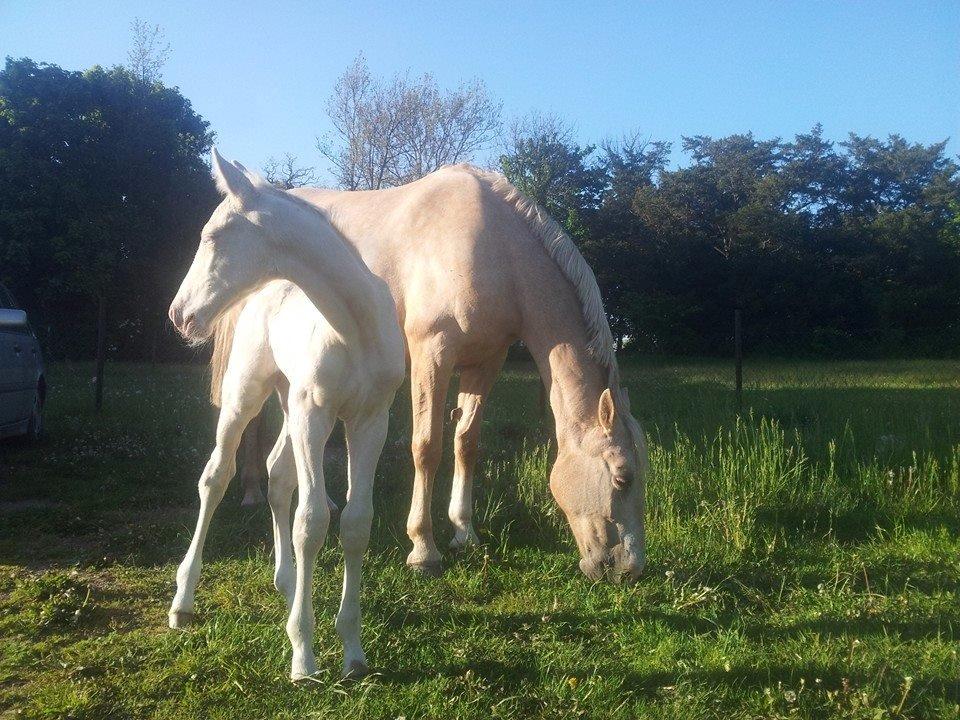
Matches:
[[239, 409, 269, 506], [168, 360, 272, 628]]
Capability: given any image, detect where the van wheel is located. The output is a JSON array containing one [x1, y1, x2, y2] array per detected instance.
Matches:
[[26, 390, 43, 441]]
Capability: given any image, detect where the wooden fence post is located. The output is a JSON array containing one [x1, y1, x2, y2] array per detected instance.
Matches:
[[734, 308, 743, 413]]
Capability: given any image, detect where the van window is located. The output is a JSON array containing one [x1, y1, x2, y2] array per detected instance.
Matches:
[[0, 284, 18, 310]]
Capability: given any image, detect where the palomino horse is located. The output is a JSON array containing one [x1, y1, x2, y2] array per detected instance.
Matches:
[[168, 150, 404, 680], [215, 164, 649, 581]]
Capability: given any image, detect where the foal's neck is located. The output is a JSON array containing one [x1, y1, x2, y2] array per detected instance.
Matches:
[[270, 197, 386, 350]]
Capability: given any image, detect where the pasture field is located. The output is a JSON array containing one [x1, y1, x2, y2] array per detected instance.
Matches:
[[1, 358, 958, 719]]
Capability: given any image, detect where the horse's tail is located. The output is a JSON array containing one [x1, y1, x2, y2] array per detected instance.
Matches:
[[209, 302, 245, 408]]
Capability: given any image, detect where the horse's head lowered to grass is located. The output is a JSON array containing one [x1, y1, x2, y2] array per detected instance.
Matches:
[[549, 381, 647, 583]]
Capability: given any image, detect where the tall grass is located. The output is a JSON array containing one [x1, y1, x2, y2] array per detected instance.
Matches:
[[1, 358, 958, 719]]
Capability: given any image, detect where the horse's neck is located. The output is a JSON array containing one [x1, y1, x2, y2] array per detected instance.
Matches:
[[271, 202, 384, 350], [524, 317, 608, 447]]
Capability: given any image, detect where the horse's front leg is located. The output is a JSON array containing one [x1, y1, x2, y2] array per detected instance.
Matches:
[[337, 408, 390, 678], [448, 348, 506, 549], [406, 342, 454, 573], [285, 390, 335, 681]]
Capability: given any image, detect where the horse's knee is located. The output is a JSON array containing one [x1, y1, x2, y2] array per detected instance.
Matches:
[[454, 430, 480, 467], [411, 433, 442, 473]]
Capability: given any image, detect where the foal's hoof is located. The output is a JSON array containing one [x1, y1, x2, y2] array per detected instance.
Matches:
[[168, 610, 196, 629], [407, 560, 444, 577], [290, 672, 320, 685], [342, 660, 370, 681]]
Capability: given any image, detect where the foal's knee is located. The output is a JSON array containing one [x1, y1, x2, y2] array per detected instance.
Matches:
[[293, 496, 331, 553], [199, 450, 234, 498], [340, 503, 373, 553]]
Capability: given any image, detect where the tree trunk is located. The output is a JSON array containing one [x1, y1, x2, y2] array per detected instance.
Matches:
[[95, 293, 107, 411]]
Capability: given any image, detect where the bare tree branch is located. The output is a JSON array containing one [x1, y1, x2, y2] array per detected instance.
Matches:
[[127, 18, 171, 84], [262, 153, 319, 189], [320, 54, 502, 189]]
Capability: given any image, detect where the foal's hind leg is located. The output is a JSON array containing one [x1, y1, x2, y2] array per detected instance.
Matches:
[[268, 382, 341, 612], [448, 348, 507, 550], [266, 421, 297, 611], [168, 364, 271, 628]]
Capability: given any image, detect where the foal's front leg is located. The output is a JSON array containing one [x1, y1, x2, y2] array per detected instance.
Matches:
[[169, 382, 268, 627], [337, 409, 390, 678], [286, 394, 335, 681]]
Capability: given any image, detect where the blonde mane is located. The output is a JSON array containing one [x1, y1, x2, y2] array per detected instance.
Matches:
[[476, 169, 617, 377]]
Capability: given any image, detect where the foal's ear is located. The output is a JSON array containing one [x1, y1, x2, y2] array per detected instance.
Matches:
[[598, 388, 616, 434], [211, 148, 257, 206]]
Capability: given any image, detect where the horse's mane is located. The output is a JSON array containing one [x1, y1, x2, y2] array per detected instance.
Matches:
[[468, 167, 617, 380], [463, 166, 648, 462]]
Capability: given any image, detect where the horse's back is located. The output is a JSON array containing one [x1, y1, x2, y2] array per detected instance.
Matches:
[[294, 169, 537, 365]]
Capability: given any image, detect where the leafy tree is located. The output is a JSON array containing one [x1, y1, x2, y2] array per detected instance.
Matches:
[[0, 57, 216, 378]]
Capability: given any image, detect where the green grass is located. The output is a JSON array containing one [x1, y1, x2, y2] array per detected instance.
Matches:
[[1, 358, 958, 719]]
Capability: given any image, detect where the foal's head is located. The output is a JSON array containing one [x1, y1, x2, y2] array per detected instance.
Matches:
[[169, 149, 281, 341]]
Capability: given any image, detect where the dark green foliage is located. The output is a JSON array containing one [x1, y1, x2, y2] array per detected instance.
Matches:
[[2, 52, 957, 361], [0, 57, 218, 361], [502, 124, 960, 357]]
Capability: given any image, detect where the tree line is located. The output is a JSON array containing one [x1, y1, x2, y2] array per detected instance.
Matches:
[[1, 49, 958, 366]]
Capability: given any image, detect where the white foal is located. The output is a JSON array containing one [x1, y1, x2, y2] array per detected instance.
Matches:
[[167, 149, 404, 681]]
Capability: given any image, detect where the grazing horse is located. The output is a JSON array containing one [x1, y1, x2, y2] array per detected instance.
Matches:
[[167, 149, 404, 681], [216, 164, 649, 581]]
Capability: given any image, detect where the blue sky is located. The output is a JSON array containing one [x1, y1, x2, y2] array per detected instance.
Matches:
[[2, 1, 958, 181]]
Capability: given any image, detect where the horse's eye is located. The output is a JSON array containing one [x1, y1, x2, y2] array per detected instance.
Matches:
[[612, 468, 634, 490]]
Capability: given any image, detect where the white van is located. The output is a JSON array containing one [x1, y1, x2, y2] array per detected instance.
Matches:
[[0, 283, 45, 440]]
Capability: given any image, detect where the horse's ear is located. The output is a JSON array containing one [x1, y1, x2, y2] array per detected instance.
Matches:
[[598, 388, 616, 434], [211, 148, 256, 205]]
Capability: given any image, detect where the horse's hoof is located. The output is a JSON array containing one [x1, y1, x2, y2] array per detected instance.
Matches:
[[290, 672, 319, 685], [449, 532, 480, 551], [407, 560, 444, 577], [168, 610, 195, 629], [342, 660, 370, 680]]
